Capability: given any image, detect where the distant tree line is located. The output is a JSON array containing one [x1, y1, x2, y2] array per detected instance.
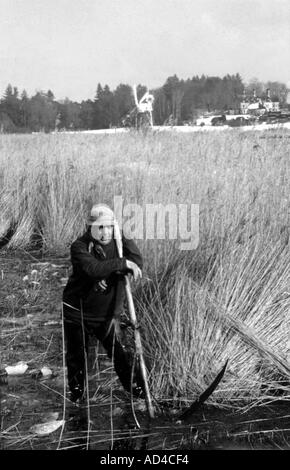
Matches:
[[0, 75, 288, 132]]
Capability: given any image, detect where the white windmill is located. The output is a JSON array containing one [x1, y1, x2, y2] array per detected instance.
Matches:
[[132, 84, 154, 128]]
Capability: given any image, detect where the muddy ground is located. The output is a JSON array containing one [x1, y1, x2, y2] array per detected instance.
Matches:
[[0, 252, 289, 451]]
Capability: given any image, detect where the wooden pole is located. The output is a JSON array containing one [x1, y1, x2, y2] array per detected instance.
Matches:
[[114, 224, 154, 419], [124, 275, 155, 419]]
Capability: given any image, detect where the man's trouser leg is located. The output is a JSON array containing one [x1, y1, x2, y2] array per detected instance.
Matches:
[[95, 320, 145, 397], [64, 319, 89, 399]]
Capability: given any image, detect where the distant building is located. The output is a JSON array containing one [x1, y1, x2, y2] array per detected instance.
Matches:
[[240, 89, 280, 115], [263, 89, 280, 112]]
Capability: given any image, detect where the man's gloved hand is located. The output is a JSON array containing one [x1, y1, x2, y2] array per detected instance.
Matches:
[[125, 260, 142, 282]]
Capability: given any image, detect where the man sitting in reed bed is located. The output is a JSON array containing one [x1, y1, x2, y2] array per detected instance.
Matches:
[[62, 204, 144, 403]]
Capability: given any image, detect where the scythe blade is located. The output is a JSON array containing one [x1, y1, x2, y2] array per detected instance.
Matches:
[[177, 359, 228, 421]]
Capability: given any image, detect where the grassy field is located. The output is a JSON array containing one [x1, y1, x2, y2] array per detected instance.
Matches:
[[0, 128, 289, 411]]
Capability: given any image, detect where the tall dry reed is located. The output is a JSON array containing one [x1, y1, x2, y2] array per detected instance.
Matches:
[[0, 129, 289, 406]]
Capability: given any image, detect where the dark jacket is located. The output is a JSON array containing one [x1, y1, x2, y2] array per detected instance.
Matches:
[[63, 231, 143, 322]]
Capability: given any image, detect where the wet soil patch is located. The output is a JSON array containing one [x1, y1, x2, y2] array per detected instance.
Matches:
[[1, 370, 289, 450]]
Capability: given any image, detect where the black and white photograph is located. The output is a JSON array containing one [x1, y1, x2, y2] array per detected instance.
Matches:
[[0, 0, 289, 454]]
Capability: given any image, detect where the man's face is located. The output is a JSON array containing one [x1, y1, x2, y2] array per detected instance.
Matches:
[[91, 224, 114, 245]]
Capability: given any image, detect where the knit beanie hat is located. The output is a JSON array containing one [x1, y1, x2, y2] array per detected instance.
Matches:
[[87, 204, 115, 226]]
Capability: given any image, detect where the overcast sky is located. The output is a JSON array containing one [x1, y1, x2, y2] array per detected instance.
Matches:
[[0, 0, 289, 101]]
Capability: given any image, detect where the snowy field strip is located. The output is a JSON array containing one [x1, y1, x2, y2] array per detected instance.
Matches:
[[55, 122, 290, 135]]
